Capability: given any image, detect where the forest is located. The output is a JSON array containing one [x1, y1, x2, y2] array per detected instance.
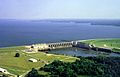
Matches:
[[26, 56, 120, 77]]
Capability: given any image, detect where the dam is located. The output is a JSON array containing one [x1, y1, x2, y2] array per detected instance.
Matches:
[[27, 40, 93, 52], [30, 41, 75, 52], [48, 42, 73, 49], [27, 41, 112, 53]]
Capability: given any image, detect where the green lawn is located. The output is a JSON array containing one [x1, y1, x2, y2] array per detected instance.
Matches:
[[81, 38, 120, 52], [0, 46, 78, 75]]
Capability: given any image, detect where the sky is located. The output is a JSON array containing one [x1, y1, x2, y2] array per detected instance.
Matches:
[[0, 0, 120, 19]]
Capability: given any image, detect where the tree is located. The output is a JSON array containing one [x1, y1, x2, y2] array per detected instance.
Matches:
[[15, 53, 20, 57], [26, 68, 40, 77]]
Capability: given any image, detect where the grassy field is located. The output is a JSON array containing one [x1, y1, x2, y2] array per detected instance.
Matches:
[[0, 46, 78, 75], [81, 38, 120, 52]]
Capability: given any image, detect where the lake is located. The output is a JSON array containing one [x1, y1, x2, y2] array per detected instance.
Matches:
[[0, 20, 120, 56]]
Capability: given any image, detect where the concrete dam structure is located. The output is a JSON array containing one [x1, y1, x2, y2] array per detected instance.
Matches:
[[28, 41, 112, 52], [30, 41, 74, 51], [48, 42, 73, 49]]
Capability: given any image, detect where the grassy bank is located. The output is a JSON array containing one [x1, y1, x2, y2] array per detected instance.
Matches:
[[0, 46, 78, 75], [81, 38, 120, 53]]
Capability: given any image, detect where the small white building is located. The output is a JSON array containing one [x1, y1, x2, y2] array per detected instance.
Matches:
[[29, 58, 38, 62], [0, 68, 8, 73]]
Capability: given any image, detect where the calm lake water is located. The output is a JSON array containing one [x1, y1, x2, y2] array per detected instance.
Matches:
[[0, 20, 120, 56]]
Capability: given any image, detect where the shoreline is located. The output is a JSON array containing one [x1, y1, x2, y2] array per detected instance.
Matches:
[[0, 38, 120, 48], [0, 38, 120, 53]]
